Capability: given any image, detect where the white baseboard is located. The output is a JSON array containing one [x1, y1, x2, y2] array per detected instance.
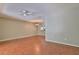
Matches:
[[46, 39, 79, 48], [1, 34, 79, 48], [0, 34, 36, 42]]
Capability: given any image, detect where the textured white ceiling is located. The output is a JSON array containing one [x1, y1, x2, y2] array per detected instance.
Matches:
[[2, 3, 50, 20], [1, 3, 79, 21]]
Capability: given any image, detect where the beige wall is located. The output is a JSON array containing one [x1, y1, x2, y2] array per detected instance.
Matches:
[[0, 19, 3, 39], [0, 18, 36, 40]]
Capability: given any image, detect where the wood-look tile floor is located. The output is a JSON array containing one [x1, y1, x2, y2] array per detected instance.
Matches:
[[0, 35, 79, 55]]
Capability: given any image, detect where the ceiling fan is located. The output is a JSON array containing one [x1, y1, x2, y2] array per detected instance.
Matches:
[[18, 9, 44, 20], [19, 9, 37, 16]]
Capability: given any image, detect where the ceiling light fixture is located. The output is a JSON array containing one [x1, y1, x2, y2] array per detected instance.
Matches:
[[21, 10, 33, 16], [18, 9, 34, 16]]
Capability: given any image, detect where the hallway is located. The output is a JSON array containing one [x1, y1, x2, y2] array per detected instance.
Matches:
[[0, 35, 79, 55]]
